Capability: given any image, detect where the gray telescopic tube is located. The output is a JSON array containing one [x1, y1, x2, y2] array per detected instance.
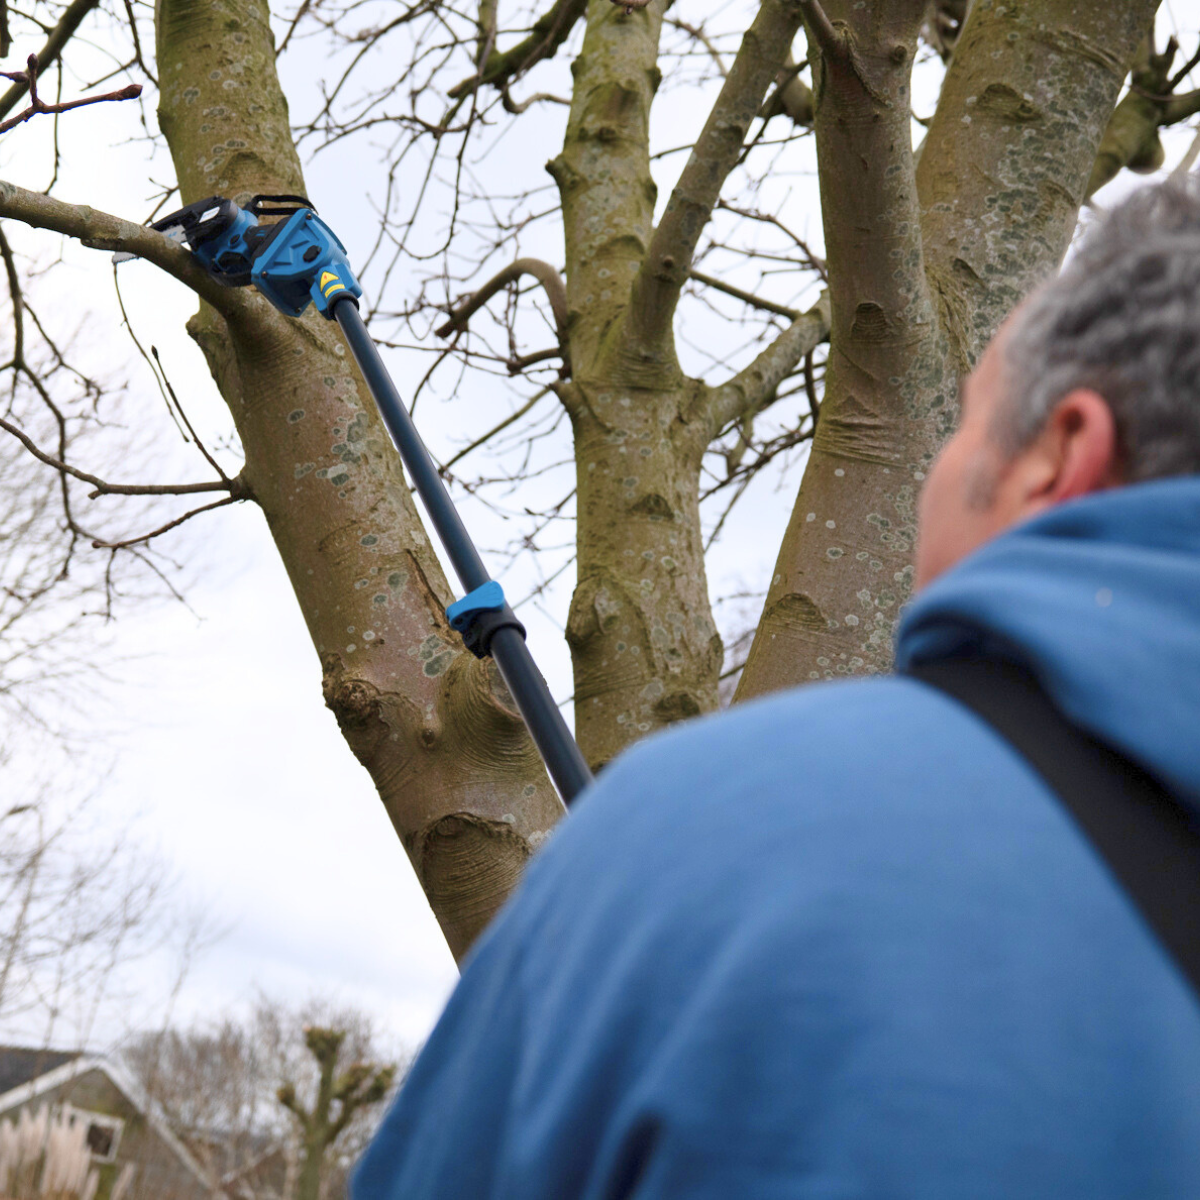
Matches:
[[332, 297, 594, 804]]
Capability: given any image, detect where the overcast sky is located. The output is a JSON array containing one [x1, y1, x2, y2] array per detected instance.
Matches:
[[1, 0, 1198, 1060]]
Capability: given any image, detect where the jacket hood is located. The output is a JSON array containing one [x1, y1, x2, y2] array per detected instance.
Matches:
[[896, 475, 1200, 810]]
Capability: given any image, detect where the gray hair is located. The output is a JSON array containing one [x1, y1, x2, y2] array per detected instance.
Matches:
[[1000, 178, 1200, 481]]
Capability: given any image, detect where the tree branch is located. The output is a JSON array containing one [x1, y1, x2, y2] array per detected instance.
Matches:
[[1086, 30, 1184, 198], [918, 1, 1156, 365], [688, 268, 801, 319], [0, 180, 250, 314], [624, 0, 807, 360], [758, 53, 814, 128], [0, 413, 241, 499], [90, 494, 242, 550], [706, 290, 828, 433], [0, 53, 142, 135], [1163, 86, 1200, 126], [796, 0, 842, 61], [447, 0, 589, 98], [0, 0, 100, 121], [435, 257, 569, 365]]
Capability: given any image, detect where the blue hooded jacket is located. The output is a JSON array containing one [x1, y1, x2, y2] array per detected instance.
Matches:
[[354, 477, 1200, 1200]]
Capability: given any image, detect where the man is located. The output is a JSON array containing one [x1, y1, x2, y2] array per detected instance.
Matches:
[[355, 181, 1200, 1198]]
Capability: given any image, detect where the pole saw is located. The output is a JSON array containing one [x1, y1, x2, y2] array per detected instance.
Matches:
[[121, 193, 593, 804]]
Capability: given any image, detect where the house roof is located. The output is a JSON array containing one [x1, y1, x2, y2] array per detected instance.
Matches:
[[0, 1046, 212, 1192], [0, 1046, 82, 1097]]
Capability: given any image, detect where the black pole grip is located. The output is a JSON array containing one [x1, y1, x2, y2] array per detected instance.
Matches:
[[332, 298, 594, 805]]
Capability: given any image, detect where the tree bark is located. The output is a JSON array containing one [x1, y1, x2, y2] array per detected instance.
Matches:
[[736, 0, 1157, 702], [154, 0, 564, 961], [550, 0, 825, 769]]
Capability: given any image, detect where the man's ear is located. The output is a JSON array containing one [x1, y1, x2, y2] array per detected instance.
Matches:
[[1013, 389, 1121, 511]]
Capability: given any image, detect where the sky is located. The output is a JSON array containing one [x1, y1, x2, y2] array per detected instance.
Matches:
[[1, 0, 1199, 1061]]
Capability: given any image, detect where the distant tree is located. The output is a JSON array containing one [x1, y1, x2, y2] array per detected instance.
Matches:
[[0, 798, 171, 1051], [277, 1027, 395, 1200], [124, 996, 403, 1200]]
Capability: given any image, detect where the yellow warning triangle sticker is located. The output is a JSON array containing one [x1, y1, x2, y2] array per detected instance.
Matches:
[[319, 271, 339, 289]]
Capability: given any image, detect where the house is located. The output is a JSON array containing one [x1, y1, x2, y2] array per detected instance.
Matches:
[[0, 1044, 215, 1200]]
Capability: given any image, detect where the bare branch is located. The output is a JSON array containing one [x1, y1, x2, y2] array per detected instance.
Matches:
[[448, 0, 589, 98], [91, 495, 242, 550], [0, 224, 23, 370], [706, 290, 829, 433], [666, 18, 729, 77], [0, 0, 100, 121], [688, 269, 800, 320], [0, 413, 241, 499], [797, 0, 843, 62], [0, 52, 142, 135], [441, 387, 550, 473], [1163, 87, 1200, 126], [625, 0, 807, 360], [758, 53, 813, 128], [1168, 41, 1200, 92], [435, 258, 569, 367], [0, 179, 254, 314], [499, 85, 570, 114]]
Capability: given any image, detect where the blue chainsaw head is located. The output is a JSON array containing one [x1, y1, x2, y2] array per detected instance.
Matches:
[[249, 209, 363, 319], [156, 196, 363, 320]]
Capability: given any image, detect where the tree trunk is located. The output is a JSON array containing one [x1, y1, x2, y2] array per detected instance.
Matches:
[[553, 0, 819, 768], [155, 0, 565, 961], [736, 0, 1158, 702]]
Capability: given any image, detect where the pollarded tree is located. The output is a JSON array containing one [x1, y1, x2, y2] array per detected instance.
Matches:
[[0, 0, 1191, 959]]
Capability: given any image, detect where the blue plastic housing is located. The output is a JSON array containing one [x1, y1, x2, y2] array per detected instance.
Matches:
[[250, 210, 364, 319], [190, 203, 261, 284], [446, 580, 506, 631]]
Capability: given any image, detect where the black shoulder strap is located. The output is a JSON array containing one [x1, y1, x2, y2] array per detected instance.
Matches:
[[905, 658, 1200, 999]]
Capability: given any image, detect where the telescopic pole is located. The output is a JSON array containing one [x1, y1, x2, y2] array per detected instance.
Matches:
[[332, 297, 594, 805]]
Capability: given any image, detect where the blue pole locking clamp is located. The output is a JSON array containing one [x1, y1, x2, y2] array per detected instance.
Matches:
[[445, 581, 526, 660]]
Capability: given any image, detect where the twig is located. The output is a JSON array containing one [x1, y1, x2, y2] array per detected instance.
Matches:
[[666, 18, 728, 77], [151, 346, 231, 482], [120, 0, 157, 85], [437, 259, 568, 340], [0, 54, 142, 135], [0, 413, 237, 498], [717, 199, 827, 278], [688, 269, 800, 320], [1169, 41, 1200, 92], [112, 264, 188, 443], [0, 224, 24, 372], [0, 0, 99, 121], [441, 387, 550, 472], [276, 0, 312, 57], [91, 495, 241, 550]]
